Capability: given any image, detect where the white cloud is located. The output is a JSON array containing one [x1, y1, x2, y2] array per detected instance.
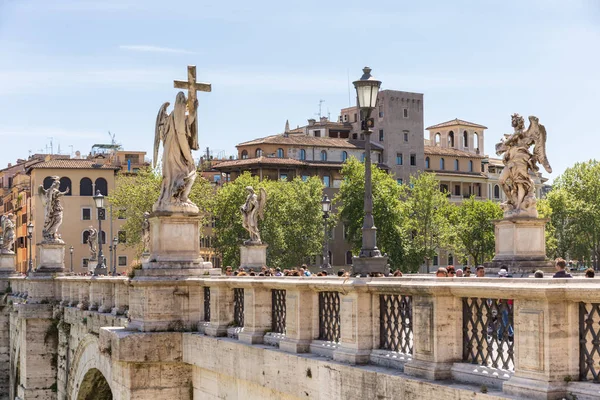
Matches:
[[119, 45, 197, 55]]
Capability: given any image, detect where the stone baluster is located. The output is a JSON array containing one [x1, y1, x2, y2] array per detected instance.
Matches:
[[68, 279, 78, 307], [89, 279, 102, 311], [111, 278, 129, 316], [333, 282, 374, 364], [280, 287, 315, 353], [77, 280, 90, 310], [238, 282, 272, 344], [59, 278, 70, 306], [404, 289, 462, 380], [205, 283, 234, 337], [98, 279, 114, 313]]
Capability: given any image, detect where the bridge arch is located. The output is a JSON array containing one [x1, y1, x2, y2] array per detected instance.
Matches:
[[68, 334, 113, 400]]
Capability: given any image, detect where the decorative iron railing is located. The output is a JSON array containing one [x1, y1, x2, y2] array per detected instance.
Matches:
[[233, 288, 244, 327], [463, 297, 514, 371], [203, 287, 210, 322], [580, 302, 600, 382], [380, 294, 413, 355], [271, 289, 286, 334], [318, 291, 340, 342]]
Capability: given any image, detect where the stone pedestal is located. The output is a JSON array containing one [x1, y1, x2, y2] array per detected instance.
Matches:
[[238, 286, 271, 344], [0, 253, 16, 274], [36, 242, 65, 273], [333, 286, 373, 364], [487, 218, 554, 274], [239, 244, 267, 270], [87, 259, 98, 274], [279, 289, 314, 353], [351, 255, 389, 277]]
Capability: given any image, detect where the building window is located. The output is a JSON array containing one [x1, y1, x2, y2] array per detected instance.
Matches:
[[396, 153, 403, 165], [403, 108, 409, 118], [241, 150, 248, 159], [454, 185, 461, 196], [425, 157, 430, 169], [454, 159, 459, 171], [361, 152, 365, 162], [440, 158, 445, 170], [118, 256, 127, 266], [299, 149, 306, 160], [435, 133, 441, 146], [82, 258, 89, 269], [397, 178, 403, 185], [353, 113, 358, 122], [378, 104, 384, 118], [80, 177, 93, 196], [82, 208, 91, 221], [323, 176, 330, 187], [448, 131, 455, 148], [82, 230, 90, 244], [117, 209, 126, 220], [320, 150, 327, 161], [59, 177, 72, 195], [448, 254, 454, 266], [301, 175, 309, 182], [494, 185, 500, 199], [433, 255, 439, 266], [43, 176, 54, 190], [21, 214, 27, 224], [118, 230, 126, 244], [469, 160, 473, 172], [280, 173, 288, 181], [346, 251, 353, 265], [379, 129, 384, 141], [403, 131, 409, 142], [277, 148, 284, 158], [314, 130, 321, 137], [95, 178, 108, 196], [255, 148, 263, 157], [341, 151, 348, 162], [474, 133, 479, 150], [410, 154, 416, 166]]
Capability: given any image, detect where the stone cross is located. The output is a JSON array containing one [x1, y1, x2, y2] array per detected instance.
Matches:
[[173, 65, 211, 110]]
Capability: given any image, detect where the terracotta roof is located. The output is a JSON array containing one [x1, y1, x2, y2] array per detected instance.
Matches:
[[27, 159, 120, 171], [426, 118, 488, 130], [213, 157, 389, 171], [424, 146, 485, 159], [238, 134, 382, 150]]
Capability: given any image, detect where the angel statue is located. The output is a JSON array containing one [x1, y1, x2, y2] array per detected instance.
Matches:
[[141, 212, 151, 254], [0, 213, 16, 254], [38, 176, 69, 243], [495, 114, 552, 218], [153, 91, 200, 213], [240, 186, 267, 245], [86, 226, 98, 260]]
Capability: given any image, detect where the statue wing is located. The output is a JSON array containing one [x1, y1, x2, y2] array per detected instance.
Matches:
[[0, 216, 5, 232], [153, 102, 170, 169], [37, 185, 47, 207], [258, 188, 267, 220], [527, 117, 552, 174]]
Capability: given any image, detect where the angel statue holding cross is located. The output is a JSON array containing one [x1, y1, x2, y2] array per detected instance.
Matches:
[[153, 66, 211, 213]]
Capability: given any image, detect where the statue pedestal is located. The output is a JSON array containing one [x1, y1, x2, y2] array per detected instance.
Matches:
[[88, 259, 98, 274], [240, 244, 268, 270], [0, 253, 17, 275], [352, 256, 389, 277], [487, 217, 554, 274], [35, 242, 65, 273]]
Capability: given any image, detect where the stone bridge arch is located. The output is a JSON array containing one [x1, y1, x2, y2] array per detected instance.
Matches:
[[68, 333, 113, 400]]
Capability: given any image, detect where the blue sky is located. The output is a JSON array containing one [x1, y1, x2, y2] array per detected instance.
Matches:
[[1, 0, 598, 182]]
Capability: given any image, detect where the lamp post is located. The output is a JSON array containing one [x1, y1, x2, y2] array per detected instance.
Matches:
[[93, 190, 107, 275], [351, 67, 388, 276], [112, 236, 118, 276], [69, 246, 74, 273], [321, 194, 332, 269], [26, 222, 33, 275]]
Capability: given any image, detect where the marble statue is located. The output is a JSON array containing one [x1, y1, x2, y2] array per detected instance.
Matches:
[[495, 114, 552, 218], [241, 186, 267, 245], [152, 65, 211, 213], [141, 212, 150, 253], [38, 176, 69, 243], [0, 213, 16, 254], [87, 226, 98, 260]]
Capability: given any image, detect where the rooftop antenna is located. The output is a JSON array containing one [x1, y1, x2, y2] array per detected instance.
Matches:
[[69, 145, 74, 158], [48, 137, 53, 154], [318, 99, 325, 119], [327, 108, 331, 121], [57, 143, 61, 154], [108, 131, 116, 146]]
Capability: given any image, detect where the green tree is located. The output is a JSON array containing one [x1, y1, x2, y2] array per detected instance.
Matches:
[[211, 172, 323, 268], [108, 168, 213, 254], [334, 157, 407, 270], [403, 172, 454, 273], [536, 198, 558, 259], [451, 198, 502, 265]]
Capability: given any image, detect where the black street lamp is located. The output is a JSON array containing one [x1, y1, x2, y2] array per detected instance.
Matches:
[[93, 190, 107, 275], [26, 222, 34, 275], [69, 246, 74, 273], [112, 236, 118, 276], [321, 194, 332, 269], [352, 67, 388, 276]]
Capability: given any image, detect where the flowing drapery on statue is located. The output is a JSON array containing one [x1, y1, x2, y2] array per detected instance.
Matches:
[[38, 176, 69, 243], [0, 213, 16, 254], [240, 186, 267, 245], [495, 114, 552, 218], [86, 226, 98, 260]]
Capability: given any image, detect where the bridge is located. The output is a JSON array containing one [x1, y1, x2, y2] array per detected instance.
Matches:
[[1, 274, 600, 400]]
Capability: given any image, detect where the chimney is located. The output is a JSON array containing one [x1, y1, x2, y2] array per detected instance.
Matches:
[[320, 116, 328, 123], [308, 119, 316, 126]]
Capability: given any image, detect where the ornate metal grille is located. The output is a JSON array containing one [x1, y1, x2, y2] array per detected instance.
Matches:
[[463, 297, 514, 370], [234, 288, 244, 327], [318, 291, 340, 342], [580, 302, 600, 382], [271, 289, 286, 334], [203, 287, 210, 322], [380, 294, 413, 355]]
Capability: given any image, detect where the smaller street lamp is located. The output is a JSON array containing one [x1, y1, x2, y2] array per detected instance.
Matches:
[[69, 246, 74, 273], [112, 236, 118, 276], [26, 222, 34, 275], [92, 190, 107, 275], [321, 194, 332, 269]]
